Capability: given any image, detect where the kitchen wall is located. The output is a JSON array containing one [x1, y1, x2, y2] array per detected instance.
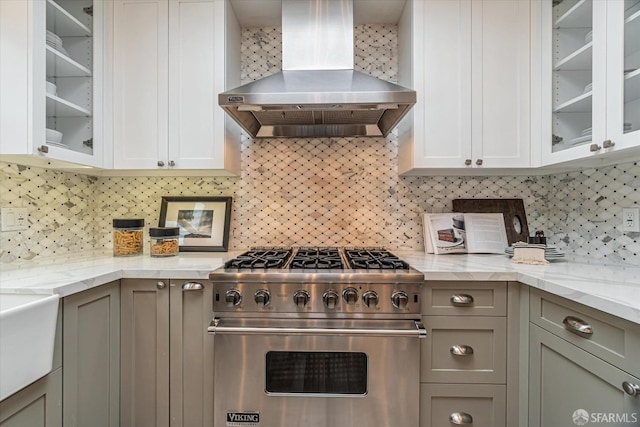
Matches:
[[1, 25, 638, 266]]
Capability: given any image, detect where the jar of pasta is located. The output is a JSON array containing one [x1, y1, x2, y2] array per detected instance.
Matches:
[[149, 227, 179, 257], [113, 219, 144, 256]]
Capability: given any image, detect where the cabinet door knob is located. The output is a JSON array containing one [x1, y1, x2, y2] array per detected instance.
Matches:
[[450, 344, 474, 356], [38, 145, 49, 153], [449, 412, 473, 425], [475, 159, 483, 166], [157, 281, 167, 290], [169, 160, 176, 167], [182, 281, 203, 291], [589, 144, 601, 152], [623, 382, 640, 396], [450, 294, 474, 306], [563, 316, 593, 338], [603, 140, 615, 149], [157, 160, 165, 167], [465, 159, 472, 166]]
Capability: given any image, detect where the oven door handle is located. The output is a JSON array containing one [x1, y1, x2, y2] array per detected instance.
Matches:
[[208, 318, 427, 338]]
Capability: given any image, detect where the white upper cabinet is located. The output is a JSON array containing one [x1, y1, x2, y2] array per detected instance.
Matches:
[[541, 0, 640, 167], [109, 0, 241, 174], [398, 0, 532, 175], [0, 0, 103, 169]]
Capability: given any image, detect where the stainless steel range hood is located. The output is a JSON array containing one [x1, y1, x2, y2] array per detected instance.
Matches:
[[219, 0, 416, 138]]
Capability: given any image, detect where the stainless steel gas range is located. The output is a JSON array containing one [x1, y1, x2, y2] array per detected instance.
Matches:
[[208, 247, 426, 427]]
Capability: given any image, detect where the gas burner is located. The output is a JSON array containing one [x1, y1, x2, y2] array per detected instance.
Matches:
[[344, 248, 410, 270], [289, 247, 344, 269], [225, 248, 292, 269]]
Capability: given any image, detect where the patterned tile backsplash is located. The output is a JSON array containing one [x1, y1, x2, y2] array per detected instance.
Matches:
[[1, 25, 639, 266]]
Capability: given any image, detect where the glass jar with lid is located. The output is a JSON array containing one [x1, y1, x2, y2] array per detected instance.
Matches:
[[113, 219, 144, 256], [149, 227, 180, 257]]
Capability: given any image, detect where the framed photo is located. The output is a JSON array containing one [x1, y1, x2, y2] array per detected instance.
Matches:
[[158, 196, 232, 252]]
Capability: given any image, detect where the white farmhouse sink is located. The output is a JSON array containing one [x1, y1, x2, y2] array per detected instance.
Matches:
[[0, 293, 59, 401]]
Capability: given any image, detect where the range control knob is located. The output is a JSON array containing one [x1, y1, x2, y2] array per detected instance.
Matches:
[[254, 289, 271, 307], [342, 287, 359, 305], [293, 290, 310, 307], [225, 289, 242, 307], [323, 290, 339, 309], [391, 291, 409, 309], [362, 290, 379, 308]]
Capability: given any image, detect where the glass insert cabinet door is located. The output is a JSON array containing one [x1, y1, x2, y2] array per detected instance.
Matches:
[[550, 0, 606, 155], [606, 0, 640, 146]]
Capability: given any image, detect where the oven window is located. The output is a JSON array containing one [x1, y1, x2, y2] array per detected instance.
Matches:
[[265, 351, 367, 395]]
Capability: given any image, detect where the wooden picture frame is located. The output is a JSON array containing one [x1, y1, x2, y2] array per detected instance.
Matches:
[[158, 196, 232, 252]]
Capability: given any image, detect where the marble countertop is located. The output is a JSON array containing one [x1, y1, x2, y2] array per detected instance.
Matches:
[[1, 250, 639, 324]]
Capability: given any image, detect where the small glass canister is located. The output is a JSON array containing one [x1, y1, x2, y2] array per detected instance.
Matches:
[[113, 219, 144, 256], [149, 227, 180, 257]]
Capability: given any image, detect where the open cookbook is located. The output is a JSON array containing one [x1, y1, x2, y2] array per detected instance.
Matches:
[[423, 213, 509, 254]]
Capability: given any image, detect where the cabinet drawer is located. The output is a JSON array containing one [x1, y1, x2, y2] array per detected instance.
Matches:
[[530, 289, 640, 377], [422, 282, 507, 316], [421, 316, 507, 384], [420, 383, 506, 427], [529, 324, 640, 427]]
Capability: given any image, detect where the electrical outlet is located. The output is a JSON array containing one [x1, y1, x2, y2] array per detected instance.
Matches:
[[622, 207, 640, 232], [1, 207, 29, 231]]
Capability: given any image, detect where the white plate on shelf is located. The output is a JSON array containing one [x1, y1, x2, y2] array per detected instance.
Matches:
[[569, 135, 592, 145], [585, 30, 593, 43], [45, 128, 63, 144]]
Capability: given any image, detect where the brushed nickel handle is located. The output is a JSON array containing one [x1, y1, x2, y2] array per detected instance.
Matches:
[[38, 145, 49, 153], [475, 159, 483, 166], [603, 140, 615, 149], [563, 316, 593, 338], [157, 281, 167, 290], [157, 160, 165, 167], [450, 294, 474, 306], [590, 144, 601, 152], [465, 159, 472, 166], [169, 160, 175, 167], [449, 412, 473, 425], [209, 318, 428, 338], [182, 281, 203, 291], [622, 381, 640, 396], [450, 344, 474, 356]]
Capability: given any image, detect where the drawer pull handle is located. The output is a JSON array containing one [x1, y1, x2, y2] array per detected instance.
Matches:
[[182, 282, 204, 291], [450, 344, 474, 356], [623, 382, 640, 396], [450, 294, 474, 306], [449, 412, 473, 424], [563, 316, 593, 338]]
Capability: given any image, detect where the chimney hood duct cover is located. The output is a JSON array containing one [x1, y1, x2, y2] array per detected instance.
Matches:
[[219, 0, 416, 139]]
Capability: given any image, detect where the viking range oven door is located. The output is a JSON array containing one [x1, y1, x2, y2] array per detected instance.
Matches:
[[209, 317, 426, 427]]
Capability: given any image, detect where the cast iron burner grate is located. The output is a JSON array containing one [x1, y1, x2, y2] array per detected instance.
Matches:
[[289, 247, 344, 269], [225, 248, 293, 269], [344, 248, 410, 270]]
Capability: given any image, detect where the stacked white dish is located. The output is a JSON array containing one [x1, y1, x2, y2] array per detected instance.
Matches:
[[45, 128, 64, 146], [569, 123, 632, 145], [46, 30, 69, 56], [505, 244, 565, 260], [585, 30, 593, 43]]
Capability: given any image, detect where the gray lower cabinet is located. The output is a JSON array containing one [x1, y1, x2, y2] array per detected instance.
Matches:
[[529, 324, 640, 427], [0, 368, 62, 427], [120, 278, 213, 427], [420, 281, 510, 426], [420, 383, 506, 427], [63, 281, 120, 427]]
